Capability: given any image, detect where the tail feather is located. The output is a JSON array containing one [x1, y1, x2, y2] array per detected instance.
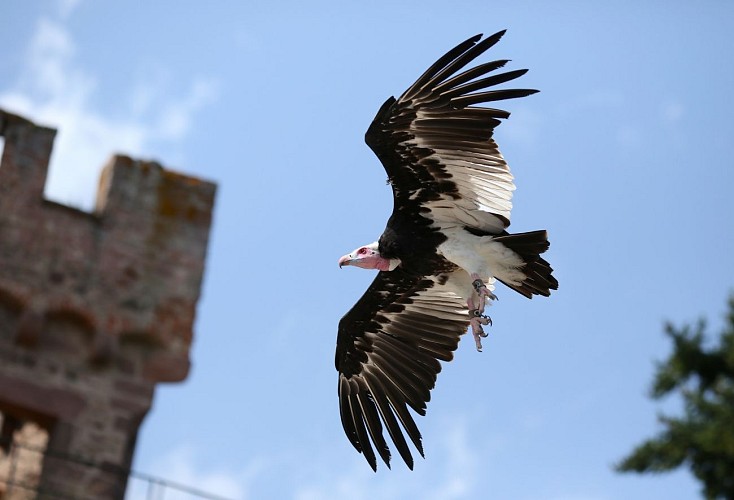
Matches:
[[493, 230, 558, 298]]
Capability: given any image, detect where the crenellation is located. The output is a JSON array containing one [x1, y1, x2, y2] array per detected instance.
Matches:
[[0, 108, 216, 498], [0, 110, 55, 203]]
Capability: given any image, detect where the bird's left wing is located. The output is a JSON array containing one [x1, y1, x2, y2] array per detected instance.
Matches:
[[366, 30, 536, 234], [336, 269, 468, 471]]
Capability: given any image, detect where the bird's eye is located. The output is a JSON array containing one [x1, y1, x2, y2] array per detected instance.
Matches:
[[357, 248, 367, 255]]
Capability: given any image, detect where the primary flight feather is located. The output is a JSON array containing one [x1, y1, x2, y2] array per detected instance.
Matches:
[[336, 30, 558, 471]]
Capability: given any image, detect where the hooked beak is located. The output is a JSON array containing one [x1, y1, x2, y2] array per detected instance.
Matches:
[[338, 254, 353, 268]]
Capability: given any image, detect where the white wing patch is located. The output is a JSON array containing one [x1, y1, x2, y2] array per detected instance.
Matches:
[[409, 129, 515, 232], [382, 279, 467, 324]]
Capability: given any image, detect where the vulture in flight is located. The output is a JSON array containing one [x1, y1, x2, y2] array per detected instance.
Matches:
[[336, 30, 558, 471]]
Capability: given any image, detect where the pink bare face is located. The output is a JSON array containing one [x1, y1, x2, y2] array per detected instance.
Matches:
[[338, 245, 382, 270]]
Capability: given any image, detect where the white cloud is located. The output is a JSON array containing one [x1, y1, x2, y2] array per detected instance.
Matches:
[[425, 416, 478, 500], [661, 100, 684, 125], [23, 18, 89, 100], [293, 414, 481, 500], [0, 15, 218, 210], [156, 78, 220, 141], [121, 415, 488, 500], [57, 0, 83, 19], [126, 444, 263, 500]]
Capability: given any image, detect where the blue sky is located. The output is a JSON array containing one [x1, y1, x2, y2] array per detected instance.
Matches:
[[2, 1, 734, 499]]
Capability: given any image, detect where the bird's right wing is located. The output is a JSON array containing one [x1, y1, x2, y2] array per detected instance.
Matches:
[[335, 269, 469, 471]]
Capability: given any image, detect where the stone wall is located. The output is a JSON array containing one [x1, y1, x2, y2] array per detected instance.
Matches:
[[0, 109, 216, 498]]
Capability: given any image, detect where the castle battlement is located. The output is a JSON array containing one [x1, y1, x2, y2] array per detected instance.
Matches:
[[0, 108, 217, 498]]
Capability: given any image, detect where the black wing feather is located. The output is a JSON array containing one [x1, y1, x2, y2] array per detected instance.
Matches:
[[363, 371, 415, 469], [357, 389, 392, 468], [364, 30, 537, 234], [431, 59, 510, 95], [336, 270, 467, 470], [401, 34, 483, 102], [348, 387, 378, 470], [450, 88, 539, 108], [439, 68, 529, 100]]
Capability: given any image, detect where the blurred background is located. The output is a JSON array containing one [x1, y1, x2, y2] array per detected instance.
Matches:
[[1, 1, 733, 498]]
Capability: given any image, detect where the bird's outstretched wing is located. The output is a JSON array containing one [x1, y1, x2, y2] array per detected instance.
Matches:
[[365, 30, 536, 234], [336, 269, 468, 470]]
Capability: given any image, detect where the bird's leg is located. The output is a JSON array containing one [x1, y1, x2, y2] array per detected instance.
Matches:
[[468, 296, 492, 352], [471, 273, 497, 314]]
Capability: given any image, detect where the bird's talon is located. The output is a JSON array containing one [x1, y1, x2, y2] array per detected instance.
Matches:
[[472, 278, 497, 303], [469, 309, 492, 326], [470, 312, 493, 351]]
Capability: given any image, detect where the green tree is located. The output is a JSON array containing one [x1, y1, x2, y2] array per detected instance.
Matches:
[[616, 294, 734, 499]]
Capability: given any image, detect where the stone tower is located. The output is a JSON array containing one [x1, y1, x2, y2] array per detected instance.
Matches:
[[0, 109, 216, 498]]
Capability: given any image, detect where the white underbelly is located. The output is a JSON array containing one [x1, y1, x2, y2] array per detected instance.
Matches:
[[441, 269, 496, 303], [437, 227, 526, 289]]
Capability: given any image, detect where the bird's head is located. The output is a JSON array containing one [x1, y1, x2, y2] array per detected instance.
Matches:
[[338, 242, 401, 271]]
